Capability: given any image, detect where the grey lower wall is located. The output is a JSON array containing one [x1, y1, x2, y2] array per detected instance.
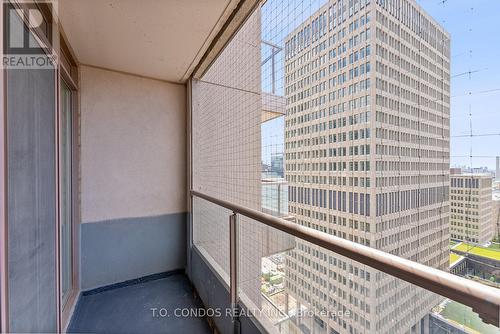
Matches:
[[7, 65, 57, 332], [80, 213, 187, 290]]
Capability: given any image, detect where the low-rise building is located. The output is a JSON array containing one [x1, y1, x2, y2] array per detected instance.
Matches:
[[450, 173, 494, 244]]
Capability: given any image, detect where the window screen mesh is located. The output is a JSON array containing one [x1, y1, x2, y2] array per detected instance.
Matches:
[[191, 1, 499, 333]]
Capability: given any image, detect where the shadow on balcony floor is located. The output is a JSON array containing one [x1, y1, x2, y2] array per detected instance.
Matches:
[[68, 272, 212, 334]]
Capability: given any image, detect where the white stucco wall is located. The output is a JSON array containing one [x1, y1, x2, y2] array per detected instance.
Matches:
[[80, 65, 186, 223]]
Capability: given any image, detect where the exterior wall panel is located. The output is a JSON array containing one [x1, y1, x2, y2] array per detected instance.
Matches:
[[79, 65, 187, 288], [80, 65, 186, 223], [191, 9, 264, 308]]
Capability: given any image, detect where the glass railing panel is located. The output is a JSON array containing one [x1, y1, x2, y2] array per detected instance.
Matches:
[[193, 196, 232, 279]]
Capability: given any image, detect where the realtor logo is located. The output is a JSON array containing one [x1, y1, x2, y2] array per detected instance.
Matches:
[[2, 1, 57, 69]]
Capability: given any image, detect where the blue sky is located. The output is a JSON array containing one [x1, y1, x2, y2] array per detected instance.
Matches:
[[261, 0, 500, 170], [420, 0, 500, 170]]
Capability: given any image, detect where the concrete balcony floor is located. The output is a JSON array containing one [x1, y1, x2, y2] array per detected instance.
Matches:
[[68, 273, 212, 334]]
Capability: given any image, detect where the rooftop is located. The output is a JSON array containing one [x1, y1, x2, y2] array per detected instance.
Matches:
[[450, 173, 493, 178], [436, 300, 500, 334], [452, 243, 500, 261], [449, 253, 464, 267]]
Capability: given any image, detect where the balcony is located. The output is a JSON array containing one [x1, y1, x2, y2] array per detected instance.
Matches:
[[1, 0, 500, 334], [68, 272, 211, 333]]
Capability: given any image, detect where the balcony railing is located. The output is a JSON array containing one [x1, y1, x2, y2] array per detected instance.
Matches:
[[190, 189, 500, 331]]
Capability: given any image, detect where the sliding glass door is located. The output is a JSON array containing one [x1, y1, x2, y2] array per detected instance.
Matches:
[[60, 80, 73, 306]]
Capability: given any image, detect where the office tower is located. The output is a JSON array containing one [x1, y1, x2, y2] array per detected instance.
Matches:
[[496, 156, 500, 181], [283, 0, 450, 333], [271, 153, 285, 177], [450, 173, 494, 244]]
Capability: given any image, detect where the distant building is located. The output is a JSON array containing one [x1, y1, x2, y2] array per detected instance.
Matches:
[[450, 173, 494, 244], [496, 156, 500, 181], [457, 165, 494, 176], [270, 153, 284, 177]]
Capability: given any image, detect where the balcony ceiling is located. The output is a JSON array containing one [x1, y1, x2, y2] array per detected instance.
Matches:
[[58, 0, 239, 83]]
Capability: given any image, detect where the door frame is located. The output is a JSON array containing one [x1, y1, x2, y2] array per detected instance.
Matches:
[[0, 2, 7, 332], [58, 34, 80, 331]]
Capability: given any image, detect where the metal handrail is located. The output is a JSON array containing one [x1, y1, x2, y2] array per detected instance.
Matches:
[[191, 189, 500, 327]]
